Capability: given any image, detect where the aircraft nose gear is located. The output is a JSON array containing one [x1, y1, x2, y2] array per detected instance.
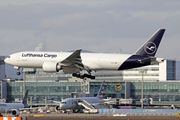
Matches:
[[17, 72, 21, 75], [14, 66, 21, 75]]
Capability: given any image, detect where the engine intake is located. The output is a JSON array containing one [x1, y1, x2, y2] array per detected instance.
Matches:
[[42, 62, 62, 72], [55, 105, 60, 112], [12, 109, 20, 116]]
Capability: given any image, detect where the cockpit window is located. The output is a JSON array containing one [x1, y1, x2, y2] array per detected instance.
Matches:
[[61, 102, 66, 104], [7, 56, 10, 58]]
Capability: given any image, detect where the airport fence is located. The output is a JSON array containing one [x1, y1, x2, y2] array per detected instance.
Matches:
[[99, 109, 180, 115]]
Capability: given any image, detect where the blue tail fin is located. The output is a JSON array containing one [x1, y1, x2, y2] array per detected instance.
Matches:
[[135, 29, 165, 57], [96, 81, 105, 99], [22, 90, 28, 104]]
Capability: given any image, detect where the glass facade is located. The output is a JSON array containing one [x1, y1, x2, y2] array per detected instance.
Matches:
[[0, 82, 1, 99], [90, 82, 125, 99], [4, 80, 180, 106], [0, 56, 5, 79], [131, 81, 180, 105], [7, 82, 81, 103], [23, 68, 72, 81], [167, 61, 175, 80]]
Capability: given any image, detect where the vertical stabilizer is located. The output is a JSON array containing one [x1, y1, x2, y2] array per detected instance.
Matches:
[[96, 81, 105, 99], [22, 90, 28, 104], [135, 29, 165, 57]]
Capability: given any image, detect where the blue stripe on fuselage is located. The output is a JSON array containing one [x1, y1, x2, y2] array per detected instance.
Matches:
[[118, 55, 150, 70]]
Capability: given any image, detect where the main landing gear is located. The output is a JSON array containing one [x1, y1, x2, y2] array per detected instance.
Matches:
[[72, 73, 95, 79]]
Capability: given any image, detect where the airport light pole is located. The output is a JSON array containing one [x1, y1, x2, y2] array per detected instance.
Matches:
[[140, 70, 147, 109], [23, 71, 26, 97]]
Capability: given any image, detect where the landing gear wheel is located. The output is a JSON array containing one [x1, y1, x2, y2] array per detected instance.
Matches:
[[72, 73, 77, 77], [16, 72, 21, 75], [91, 76, 95, 79], [72, 72, 95, 79]]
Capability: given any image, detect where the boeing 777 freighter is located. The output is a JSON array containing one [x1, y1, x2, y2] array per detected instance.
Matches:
[[4, 29, 165, 79]]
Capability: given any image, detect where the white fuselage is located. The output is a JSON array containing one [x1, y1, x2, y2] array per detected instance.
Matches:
[[60, 97, 103, 109], [5, 51, 131, 70], [0, 103, 24, 113]]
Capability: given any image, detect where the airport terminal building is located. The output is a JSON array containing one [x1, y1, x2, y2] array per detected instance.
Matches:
[[1, 58, 180, 108]]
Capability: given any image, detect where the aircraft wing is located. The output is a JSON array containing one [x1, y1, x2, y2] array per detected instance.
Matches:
[[19, 107, 46, 110], [52, 101, 61, 104], [60, 49, 84, 74], [42, 98, 61, 104], [6, 107, 46, 112]]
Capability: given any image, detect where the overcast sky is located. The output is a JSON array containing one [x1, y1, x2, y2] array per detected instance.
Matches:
[[0, 0, 180, 59]]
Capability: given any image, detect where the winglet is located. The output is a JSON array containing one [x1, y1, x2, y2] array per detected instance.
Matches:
[[22, 90, 28, 104], [96, 81, 105, 99], [135, 29, 165, 57]]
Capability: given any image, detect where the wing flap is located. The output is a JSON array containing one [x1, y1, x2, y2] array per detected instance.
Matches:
[[19, 107, 46, 110], [60, 49, 84, 74]]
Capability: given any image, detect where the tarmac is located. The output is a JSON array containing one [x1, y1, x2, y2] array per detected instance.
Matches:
[[2, 112, 180, 120]]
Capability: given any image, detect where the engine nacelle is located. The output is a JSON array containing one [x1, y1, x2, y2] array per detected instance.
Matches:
[[12, 109, 20, 116], [91, 104, 99, 109], [42, 62, 61, 72], [55, 105, 60, 112]]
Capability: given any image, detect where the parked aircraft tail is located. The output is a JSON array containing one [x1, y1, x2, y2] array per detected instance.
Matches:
[[22, 90, 28, 105], [135, 29, 165, 57], [96, 81, 105, 99]]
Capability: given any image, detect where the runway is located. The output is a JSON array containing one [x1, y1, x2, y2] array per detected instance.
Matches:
[[2, 112, 180, 120]]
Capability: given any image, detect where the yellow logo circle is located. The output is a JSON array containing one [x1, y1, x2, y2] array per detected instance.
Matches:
[[115, 83, 122, 91]]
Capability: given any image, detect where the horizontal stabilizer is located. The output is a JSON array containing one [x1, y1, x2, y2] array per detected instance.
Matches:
[[140, 57, 164, 65]]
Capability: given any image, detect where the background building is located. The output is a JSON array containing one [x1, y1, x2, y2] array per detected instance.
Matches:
[[0, 56, 5, 79], [96, 59, 180, 81], [1, 58, 180, 108]]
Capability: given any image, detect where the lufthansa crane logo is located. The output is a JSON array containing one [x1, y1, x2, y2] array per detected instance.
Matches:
[[144, 42, 157, 55], [115, 83, 122, 91]]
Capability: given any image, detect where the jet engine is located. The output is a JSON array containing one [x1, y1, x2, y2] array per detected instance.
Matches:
[[42, 62, 62, 72], [55, 105, 60, 112], [91, 104, 99, 109], [12, 109, 20, 116]]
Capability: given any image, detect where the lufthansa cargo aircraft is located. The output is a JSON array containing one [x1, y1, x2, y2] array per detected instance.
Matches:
[[4, 29, 165, 79], [53, 81, 105, 112]]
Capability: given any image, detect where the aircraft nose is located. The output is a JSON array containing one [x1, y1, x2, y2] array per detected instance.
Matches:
[[4, 58, 8, 63], [4, 56, 11, 64]]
